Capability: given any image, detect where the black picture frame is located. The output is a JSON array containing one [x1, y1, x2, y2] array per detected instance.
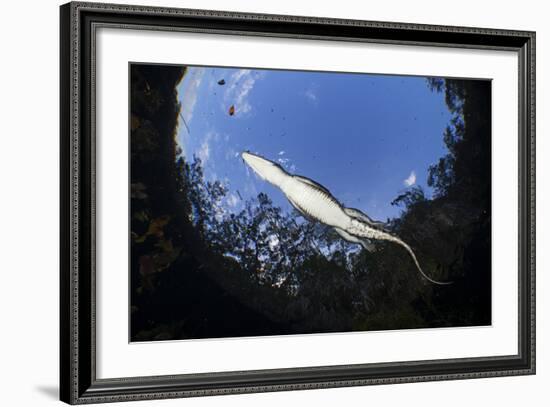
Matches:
[[60, 2, 536, 404]]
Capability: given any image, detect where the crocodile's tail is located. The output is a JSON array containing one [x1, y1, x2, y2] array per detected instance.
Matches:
[[382, 233, 453, 285], [348, 218, 452, 285]]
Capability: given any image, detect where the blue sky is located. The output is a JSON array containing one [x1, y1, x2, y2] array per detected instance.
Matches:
[[176, 66, 451, 222]]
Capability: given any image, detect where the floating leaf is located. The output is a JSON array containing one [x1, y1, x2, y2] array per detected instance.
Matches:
[[130, 115, 141, 131], [147, 216, 170, 238], [153, 246, 181, 269], [131, 183, 148, 199], [156, 238, 174, 253], [134, 211, 149, 222], [139, 255, 155, 276], [138, 255, 157, 292], [135, 215, 170, 242]]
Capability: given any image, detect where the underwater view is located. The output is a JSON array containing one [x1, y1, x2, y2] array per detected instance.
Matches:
[[130, 63, 491, 341]]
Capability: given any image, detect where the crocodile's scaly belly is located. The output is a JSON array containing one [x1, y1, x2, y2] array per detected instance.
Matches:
[[282, 180, 349, 228]]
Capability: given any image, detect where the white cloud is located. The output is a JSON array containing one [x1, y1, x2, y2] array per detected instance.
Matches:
[[197, 141, 210, 163], [225, 147, 236, 160], [229, 69, 250, 84], [197, 131, 218, 164], [235, 79, 255, 113], [274, 155, 297, 173], [176, 69, 206, 158], [403, 171, 417, 187], [267, 234, 280, 251], [277, 157, 290, 165], [305, 89, 317, 103], [179, 68, 205, 125], [175, 131, 186, 158], [304, 83, 319, 104], [213, 201, 226, 222], [226, 192, 240, 208], [224, 69, 264, 116]]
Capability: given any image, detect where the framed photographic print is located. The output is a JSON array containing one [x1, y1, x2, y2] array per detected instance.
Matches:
[[60, 1, 536, 404]]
